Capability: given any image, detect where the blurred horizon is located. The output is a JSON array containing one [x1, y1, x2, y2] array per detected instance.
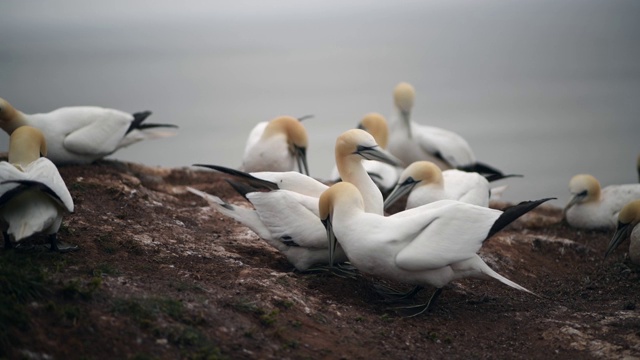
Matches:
[[1, 0, 639, 205]]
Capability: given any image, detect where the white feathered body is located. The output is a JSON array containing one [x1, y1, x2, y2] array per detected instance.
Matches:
[[566, 184, 640, 230], [388, 114, 476, 170], [188, 187, 344, 270], [22, 107, 171, 164], [242, 122, 297, 173], [245, 171, 329, 197], [331, 196, 530, 292], [406, 170, 490, 209], [0, 158, 74, 242]]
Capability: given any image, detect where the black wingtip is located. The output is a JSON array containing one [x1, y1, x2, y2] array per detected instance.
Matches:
[[193, 164, 279, 191], [459, 161, 505, 177], [136, 122, 179, 130], [0, 180, 65, 208], [484, 173, 524, 182], [225, 179, 260, 201], [126, 111, 153, 134], [487, 197, 556, 239]]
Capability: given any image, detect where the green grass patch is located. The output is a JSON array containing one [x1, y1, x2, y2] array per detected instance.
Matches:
[[0, 251, 49, 355], [61, 277, 102, 300]]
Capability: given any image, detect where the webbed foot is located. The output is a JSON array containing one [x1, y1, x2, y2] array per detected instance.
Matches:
[[391, 288, 442, 318]]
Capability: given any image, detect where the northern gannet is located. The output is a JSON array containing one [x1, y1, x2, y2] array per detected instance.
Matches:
[[387, 82, 507, 179], [0, 126, 75, 251], [242, 116, 309, 175], [320, 182, 551, 316], [192, 165, 328, 198], [604, 200, 640, 264], [0, 97, 177, 165], [564, 174, 640, 230], [384, 161, 490, 210], [189, 129, 399, 270], [329, 113, 401, 195]]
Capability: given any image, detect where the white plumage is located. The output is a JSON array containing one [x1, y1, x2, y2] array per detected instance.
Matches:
[[0, 126, 74, 250], [329, 113, 400, 195], [190, 129, 399, 270], [0, 97, 177, 165], [384, 161, 490, 211], [320, 182, 549, 315], [564, 174, 640, 230], [242, 116, 309, 175], [387, 82, 504, 178]]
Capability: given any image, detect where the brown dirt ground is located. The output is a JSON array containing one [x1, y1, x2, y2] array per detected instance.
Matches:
[[1, 158, 640, 359]]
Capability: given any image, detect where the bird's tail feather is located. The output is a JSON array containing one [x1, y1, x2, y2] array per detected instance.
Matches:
[[186, 187, 271, 239]]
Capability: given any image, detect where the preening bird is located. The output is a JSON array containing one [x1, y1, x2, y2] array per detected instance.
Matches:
[[0, 97, 177, 165], [241, 116, 309, 175], [564, 174, 640, 230], [0, 126, 75, 251], [320, 181, 551, 316]]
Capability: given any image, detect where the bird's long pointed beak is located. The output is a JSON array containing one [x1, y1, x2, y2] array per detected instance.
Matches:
[[297, 114, 314, 122], [383, 181, 416, 210], [295, 146, 310, 176], [355, 145, 403, 167], [400, 110, 410, 123], [605, 222, 632, 258], [321, 216, 337, 267], [563, 194, 582, 217]]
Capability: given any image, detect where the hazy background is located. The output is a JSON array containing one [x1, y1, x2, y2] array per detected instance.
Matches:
[[1, 0, 638, 206]]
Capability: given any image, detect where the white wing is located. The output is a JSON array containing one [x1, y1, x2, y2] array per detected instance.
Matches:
[[443, 170, 490, 206], [52, 107, 132, 156], [251, 171, 328, 197], [22, 158, 74, 212], [243, 121, 268, 156], [601, 184, 640, 221], [247, 190, 326, 249], [412, 123, 476, 168], [389, 201, 499, 271]]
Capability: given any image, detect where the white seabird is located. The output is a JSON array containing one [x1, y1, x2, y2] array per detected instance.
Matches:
[[0, 97, 177, 165], [387, 82, 507, 179], [189, 129, 399, 270], [0, 126, 75, 251], [320, 182, 551, 316], [241, 116, 309, 175], [564, 174, 640, 230], [329, 113, 400, 195], [384, 161, 490, 210], [192, 165, 328, 198], [604, 200, 640, 263]]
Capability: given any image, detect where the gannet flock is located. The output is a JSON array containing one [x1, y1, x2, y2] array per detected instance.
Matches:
[[1, 81, 639, 316]]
